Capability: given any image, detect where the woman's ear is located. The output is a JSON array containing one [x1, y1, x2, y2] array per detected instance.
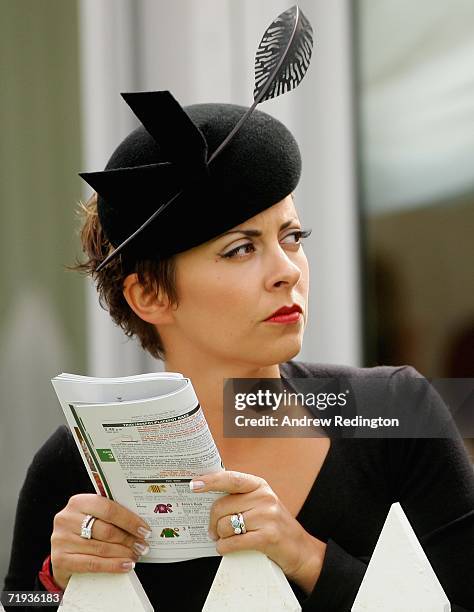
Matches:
[[122, 274, 175, 325]]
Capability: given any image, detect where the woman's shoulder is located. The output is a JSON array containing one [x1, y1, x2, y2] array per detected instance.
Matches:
[[30, 425, 74, 466], [281, 359, 454, 434], [28, 425, 91, 490], [280, 358, 420, 380]]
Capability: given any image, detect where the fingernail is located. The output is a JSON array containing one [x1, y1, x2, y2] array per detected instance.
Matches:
[[122, 561, 135, 570], [137, 527, 152, 539], [133, 542, 150, 556], [189, 480, 205, 491], [208, 530, 217, 541]]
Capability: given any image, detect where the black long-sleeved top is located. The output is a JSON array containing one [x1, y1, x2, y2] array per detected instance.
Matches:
[[3, 361, 474, 611]]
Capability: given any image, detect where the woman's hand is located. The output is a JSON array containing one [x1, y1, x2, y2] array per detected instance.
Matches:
[[50, 494, 152, 590], [190, 471, 327, 595]]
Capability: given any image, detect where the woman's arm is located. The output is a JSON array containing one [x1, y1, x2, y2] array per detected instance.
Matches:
[[3, 425, 149, 611], [2, 426, 94, 611]]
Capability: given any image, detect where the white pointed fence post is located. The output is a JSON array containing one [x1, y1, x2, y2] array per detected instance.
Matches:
[[352, 502, 451, 612], [203, 550, 301, 611], [60, 570, 154, 612]]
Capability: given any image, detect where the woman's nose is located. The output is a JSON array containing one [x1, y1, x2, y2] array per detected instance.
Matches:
[[263, 244, 302, 290]]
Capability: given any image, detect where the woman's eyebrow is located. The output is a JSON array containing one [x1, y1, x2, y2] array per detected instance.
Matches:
[[217, 219, 297, 239]]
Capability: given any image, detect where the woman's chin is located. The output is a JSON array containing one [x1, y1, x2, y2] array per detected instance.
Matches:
[[283, 343, 303, 363], [256, 336, 303, 366]]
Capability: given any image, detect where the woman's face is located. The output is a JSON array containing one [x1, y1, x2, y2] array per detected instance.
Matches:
[[168, 194, 310, 368]]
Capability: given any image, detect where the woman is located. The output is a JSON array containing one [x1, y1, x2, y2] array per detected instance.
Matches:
[[4, 92, 474, 611]]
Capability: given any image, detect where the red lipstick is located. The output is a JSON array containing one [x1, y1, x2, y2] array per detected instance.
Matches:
[[264, 304, 302, 324]]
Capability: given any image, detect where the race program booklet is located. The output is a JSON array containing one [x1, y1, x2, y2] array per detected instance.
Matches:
[[51, 372, 225, 563]]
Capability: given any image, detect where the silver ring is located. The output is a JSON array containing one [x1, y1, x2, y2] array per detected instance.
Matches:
[[230, 514, 241, 534], [238, 512, 247, 534], [80, 514, 96, 539], [230, 513, 246, 535]]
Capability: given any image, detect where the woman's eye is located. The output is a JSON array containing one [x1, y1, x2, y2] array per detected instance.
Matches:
[[221, 229, 312, 259], [282, 229, 312, 244], [222, 243, 256, 259]]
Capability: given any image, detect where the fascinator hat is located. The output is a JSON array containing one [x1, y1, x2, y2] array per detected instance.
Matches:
[[79, 5, 314, 270]]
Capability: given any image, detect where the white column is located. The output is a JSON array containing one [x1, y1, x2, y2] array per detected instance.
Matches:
[[78, 0, 161, 376], [295, 0, 362, 367]]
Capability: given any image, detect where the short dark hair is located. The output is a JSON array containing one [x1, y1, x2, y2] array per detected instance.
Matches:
[[72, 192, 178, 359]]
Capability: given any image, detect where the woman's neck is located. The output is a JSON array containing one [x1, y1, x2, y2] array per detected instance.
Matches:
[[163, 354, 282, 452]]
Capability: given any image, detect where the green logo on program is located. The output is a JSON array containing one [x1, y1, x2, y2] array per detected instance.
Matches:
[[97, 448, 116, 462]]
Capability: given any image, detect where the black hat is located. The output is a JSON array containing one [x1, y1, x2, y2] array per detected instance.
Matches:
[[79, 5, 314, 269], [80, 91, 301, 263]]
